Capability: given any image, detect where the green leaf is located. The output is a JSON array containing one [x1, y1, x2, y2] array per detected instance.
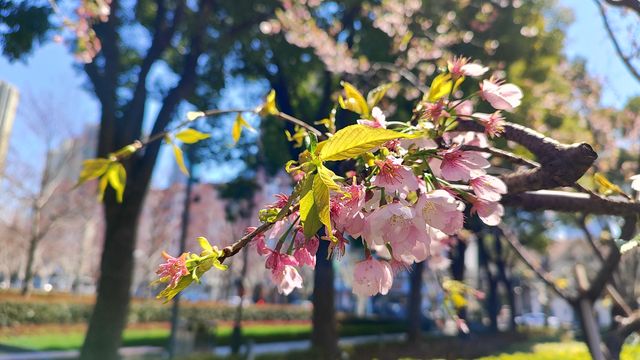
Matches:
[[77, 158, 111, 185], [367, 83, 393, 109], [594, 173, 625, 196], [338, 81, 369, 116], [106, 162, 126, 203], [312, 171, 334, 240], [231, 113, 254, 144], [428, 73, 453, 102], [175, 128, 211, 144], [157, 276, 194, 302], [318, 124, 415, 161], [317, 164, 341, 192], [172, 143, 189, 176], [299, 174, 323, 239]]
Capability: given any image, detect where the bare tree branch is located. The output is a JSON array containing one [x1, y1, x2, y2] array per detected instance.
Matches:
[[502, 190, 640, 215], [594, 0, 640, 83]]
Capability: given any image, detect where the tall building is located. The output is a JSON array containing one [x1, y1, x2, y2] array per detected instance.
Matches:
[[0, 81, 19, 177]]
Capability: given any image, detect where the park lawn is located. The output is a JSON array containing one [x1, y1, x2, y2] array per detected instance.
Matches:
[[0, 321, 405, 351], [478, 341, 640, 360]]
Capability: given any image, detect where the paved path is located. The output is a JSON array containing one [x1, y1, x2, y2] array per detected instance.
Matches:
[[0, 333, 405, 360]]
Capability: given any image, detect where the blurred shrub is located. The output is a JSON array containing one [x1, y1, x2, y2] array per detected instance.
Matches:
[[0, 299, 310, 327]]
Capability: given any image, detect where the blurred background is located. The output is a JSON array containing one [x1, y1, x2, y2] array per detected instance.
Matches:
[[1, 0, 640, 359]]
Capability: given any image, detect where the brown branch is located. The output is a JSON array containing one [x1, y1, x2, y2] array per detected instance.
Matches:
[[577, 214, 605, 263], [123, 0, 186, 141], [498, 225, 573, 301], [583, 217, 635, 302], [501, 190, 640, 216], [457, 119, 597, 194], [594, 0, 640, 83]]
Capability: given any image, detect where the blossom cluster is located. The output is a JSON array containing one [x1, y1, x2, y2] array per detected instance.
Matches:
[[52, 0, 111, 63], [155, 57, 522, 300]]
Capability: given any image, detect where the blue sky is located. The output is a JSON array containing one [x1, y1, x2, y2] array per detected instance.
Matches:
[[0, 0, 639, 185]]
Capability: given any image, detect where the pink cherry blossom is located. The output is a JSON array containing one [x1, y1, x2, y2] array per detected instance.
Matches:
[[156, 252, 189, 288], [271, 265, 303, 295], [448, 57, 489, 77], [265, 251, 299, 271], [451, 100, 474, 116], [331, 184, 367, 237], [471, 199, 504, 226], [358, 106, 387, 128], [473, 111, 505, 138], [422, 99, 449, 122], [248, 227, 271, 256], [372, 156, 420, 194], [352, 258, 393, 296], [415, 190, 464, 235], [293, 230, 319, 268], [479, 79, 523, 112], [470, 175, 507, 201], [362, 202, 430, 262], [439, 147, 490, 181]]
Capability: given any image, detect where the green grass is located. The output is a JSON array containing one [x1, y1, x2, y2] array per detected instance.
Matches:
[[478, 341, 640, 360], [0, 321, 405, 352]]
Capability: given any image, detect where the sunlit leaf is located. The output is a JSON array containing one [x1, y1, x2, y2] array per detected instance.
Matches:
[[175, 128, 211, 144], [258, 89, 279, 116], [172, 143, 189, 176], [312, 171, 334, 240], [338, 81, 369, 116], [77, 158, 111, 186], [231, 113, 255, 144], [367, 83, 393, 109], [197, 236, 213, 253], [106, 162, 126, 203], [318, 124, 415, 161], [594, 173, 625, 196], [428, 73, 453, 102]]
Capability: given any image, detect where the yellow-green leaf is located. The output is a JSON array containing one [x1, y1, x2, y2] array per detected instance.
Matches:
[[231, 113, 254, 144], [77, 158, 111, 185], [594, 173, 624, 196], [312, 172, 334, 240], [318, 124, 415, 161], [338, 81, 369, 116], [97, 172, 109, 202], [175, 128, 211, 144], [172, 143, 189, 176], [317, 164, 341, 192], [197, 236, 213, 253], [106, 162, 126, 203], [299, 174, 322, 238], [258, 89, 279, 116], [428, 73, 453, 102], [367, 83, 393, 109], [157, 276, 193, 302], [187, 111, 205, 121]]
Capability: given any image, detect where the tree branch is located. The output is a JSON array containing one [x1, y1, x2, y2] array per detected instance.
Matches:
[[594, 0, 640, 83], [498, 225, 573, 301], [123, 0, 186, 141], [457, 119, 597, 194], [502, 190, 640, 215]]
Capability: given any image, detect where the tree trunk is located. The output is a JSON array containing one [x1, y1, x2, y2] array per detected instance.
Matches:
[[80, 198, 143, 360], [407, 261, 424, 343], [311, 240, 338, 358], [21, 203, 41, 296]]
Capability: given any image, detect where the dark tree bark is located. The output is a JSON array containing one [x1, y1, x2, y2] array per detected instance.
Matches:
[[80, 193, 144, 359], [407, 261, 425, 343], [311, 240, 338, 358]]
